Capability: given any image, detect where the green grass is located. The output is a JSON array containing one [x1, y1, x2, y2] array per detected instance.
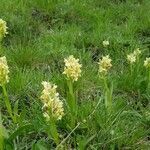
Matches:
[[0, 0, 150, 149]]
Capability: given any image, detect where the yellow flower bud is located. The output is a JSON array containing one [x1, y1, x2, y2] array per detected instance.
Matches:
[[0, 19, 8, 40], [0, 56, 9, 86], [127, 53, 136, 64], [41, 81, 64, 121], [144, 57, 150, 68], [127, 48, 141, 64], [102, 40, 109, 47], [98, 55, 112, 75], [63, 55, 82, 82], [133, 48, 141, 57]]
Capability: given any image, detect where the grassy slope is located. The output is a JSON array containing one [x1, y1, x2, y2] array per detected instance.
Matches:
[[0, 0, 150, 149]]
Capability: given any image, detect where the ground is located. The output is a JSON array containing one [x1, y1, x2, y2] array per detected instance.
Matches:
[[0, 0, 150, 149]]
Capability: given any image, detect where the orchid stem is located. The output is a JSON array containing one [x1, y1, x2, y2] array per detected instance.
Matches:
[[2, 85, 15, 123]]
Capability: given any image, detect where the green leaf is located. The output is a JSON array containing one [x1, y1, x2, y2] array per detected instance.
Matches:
[[8, 124, 34, 141], [18, 105, 26, 126], [78, 134, 96, 150], [48, 119, 59, 145], [32, 140, 48, 150], [4, 141, 13, 150], [0, 111, 8, 150], [13, 100, 19, 123]]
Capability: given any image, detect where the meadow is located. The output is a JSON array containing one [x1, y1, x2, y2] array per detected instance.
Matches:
[[0, 0, 150, 149]]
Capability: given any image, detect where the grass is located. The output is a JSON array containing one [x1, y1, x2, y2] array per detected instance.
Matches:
[[0, 0, 150, 149]]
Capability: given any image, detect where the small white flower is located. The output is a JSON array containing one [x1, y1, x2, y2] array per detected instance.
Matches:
[[127, 53, 136, 64], [98, 55, 112, 75], [0, 19, 8, 40], [102, 40, 109, 47], [144, 57, 150, 68], [63, 55, 82, 82], [41, 81, 64, 121], [0, 56, 9, 86], [133, 48, 141, 57]]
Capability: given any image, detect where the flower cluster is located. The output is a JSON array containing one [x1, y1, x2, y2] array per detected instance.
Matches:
[[0, 56, 9, 86], [144, 57, 150, 68], [0, 19, 8, 40], [41, 81, 64, 121], [127, 48, 141, 64], [98, 55, 112, 75], [133, 48, 141, 56], [102, 40, 109, 47], [127, 53, 136, 64], [63, 55, 82, 82]]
